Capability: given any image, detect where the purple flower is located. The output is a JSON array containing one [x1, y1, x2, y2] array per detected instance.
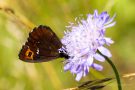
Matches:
[[59, 10, 116, 81]]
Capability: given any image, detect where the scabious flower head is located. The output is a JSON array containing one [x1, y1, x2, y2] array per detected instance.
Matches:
[[59, 10, 116, 81]]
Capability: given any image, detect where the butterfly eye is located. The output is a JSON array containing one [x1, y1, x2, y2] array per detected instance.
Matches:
[[25, 48, 34, 60]]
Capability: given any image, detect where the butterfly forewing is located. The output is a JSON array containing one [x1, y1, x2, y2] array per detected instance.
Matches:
[[19, 25, 62, 63]]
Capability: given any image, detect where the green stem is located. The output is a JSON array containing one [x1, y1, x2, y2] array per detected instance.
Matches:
[[98, 51, 122, 90]]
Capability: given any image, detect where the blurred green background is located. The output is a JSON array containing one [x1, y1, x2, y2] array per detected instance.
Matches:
[[0, 0, 135, 90]]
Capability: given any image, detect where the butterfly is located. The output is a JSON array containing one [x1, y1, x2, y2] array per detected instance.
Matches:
[[19, 25, 69, 63]]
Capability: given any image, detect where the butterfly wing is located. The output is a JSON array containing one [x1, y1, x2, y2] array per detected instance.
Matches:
[[19, 25, 62, 63]]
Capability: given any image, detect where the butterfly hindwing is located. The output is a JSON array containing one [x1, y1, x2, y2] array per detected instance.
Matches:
[[19, 25, 62, 63]]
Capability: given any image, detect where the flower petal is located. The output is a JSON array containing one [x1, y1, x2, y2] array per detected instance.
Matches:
[[75, 71, 83, 81], [104, 37, 114, 45], [70, 64, 79, 73], [98, 46, 112, 57], [77, 48, 90, 57], [94, 53, 105, 62], [94, 10, 98, 18], [86, 55, 94, 66], [104, 22, 116, 29], [92, 63, 103, 71], [105, 14, 116, 25], [64, 63, 72, 71], [83, 66, 89, 77]]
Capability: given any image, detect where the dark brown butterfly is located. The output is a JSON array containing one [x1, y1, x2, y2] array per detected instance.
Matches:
[[19, 25, 69, 63]]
